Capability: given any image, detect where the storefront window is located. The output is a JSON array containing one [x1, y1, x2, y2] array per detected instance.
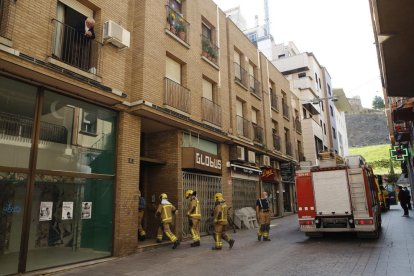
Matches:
[[232, 179, 257, 211], [0, 172, 27, 276], [26, 175, 113, 272], [0, 76, 37, 168], [36, 91, 117, 174], [182, 133, 217, 155]]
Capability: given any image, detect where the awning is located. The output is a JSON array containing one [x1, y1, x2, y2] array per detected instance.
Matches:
[[230, 164, 262, 175], [303, 103, 320, 115], [392, 98, 414, 122]]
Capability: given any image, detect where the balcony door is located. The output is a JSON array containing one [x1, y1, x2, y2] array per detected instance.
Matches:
[[53, 1, 93, 69], [166, 56, 182, 84]]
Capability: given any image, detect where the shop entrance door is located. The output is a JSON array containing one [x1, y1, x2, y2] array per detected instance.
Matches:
[[262, 182, 278, 216], [182, 172, 222, 236]]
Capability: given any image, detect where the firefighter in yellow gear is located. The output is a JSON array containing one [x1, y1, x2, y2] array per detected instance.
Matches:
[[212, 193, 235, 250], [155, 193, 180, 249], [256, 192, 271, 241], [137, 190, 146, 241], [185, 189, 201, 247]]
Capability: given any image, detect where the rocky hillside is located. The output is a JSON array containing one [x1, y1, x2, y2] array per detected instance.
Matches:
[[345, 111, 390, 147]]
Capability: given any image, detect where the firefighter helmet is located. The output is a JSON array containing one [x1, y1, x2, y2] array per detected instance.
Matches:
[[159, 193, 168, 200], [214, 193, 223, 201], [185, 190, 194, 199]]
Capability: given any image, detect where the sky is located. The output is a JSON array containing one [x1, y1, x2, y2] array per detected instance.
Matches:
[[212, 0, 382, 108]]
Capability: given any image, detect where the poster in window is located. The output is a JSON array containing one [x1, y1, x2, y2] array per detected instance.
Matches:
[[62, 202, 74, 220], [39, 202, 53, 221], [81, 202, 92, 219]]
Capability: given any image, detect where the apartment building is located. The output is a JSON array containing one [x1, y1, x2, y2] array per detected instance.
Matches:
[[0, 0, 301, 274], [369, 0, 414, 192]]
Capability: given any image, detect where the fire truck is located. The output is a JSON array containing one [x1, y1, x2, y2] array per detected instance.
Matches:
[[295, 154, 381, 238]]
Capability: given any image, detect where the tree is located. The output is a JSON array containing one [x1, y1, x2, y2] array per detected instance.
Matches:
[[372, 96, 385, 110]]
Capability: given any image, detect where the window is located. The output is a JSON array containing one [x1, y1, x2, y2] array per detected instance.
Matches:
[[332, 127, 337, 139], [202, 23, 212, 42], [321, 101, 324, 111], [246, 32, 257, 43], [323, 123, 326, 134], [327, 84, 331, 96], [320, 119, 322, 126], [81, 110, 97, 135], [251, 109, 258, 124], [166, 56, 181, 84], [278, 54, 286, 58], [298, 72, 306, 78], [330, 105, 334, 117], [202, 78, 214, 101], [315, 73, 318, 82], [273, 121, 279, 134], [170, 0, 182, 13], [302, 108, 307, 118], [319, 78, 321, 89], [236, 98, 243, 117]]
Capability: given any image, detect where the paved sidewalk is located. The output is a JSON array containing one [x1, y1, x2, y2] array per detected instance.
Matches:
[[53, 205, 414, 276]]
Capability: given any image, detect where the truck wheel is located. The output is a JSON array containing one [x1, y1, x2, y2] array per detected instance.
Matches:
[[305, 232, 323, 238]]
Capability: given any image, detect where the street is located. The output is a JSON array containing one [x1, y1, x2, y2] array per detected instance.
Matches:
[[53, 206, 414, 276]]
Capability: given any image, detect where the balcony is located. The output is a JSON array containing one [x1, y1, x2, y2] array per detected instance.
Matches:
[[252, 123, 263, 143], [286, 142, 293, 156], [0, 111, 68, 144], [51, 19, 102, 76], [272, 133, 281, 151], [201, 35, 219, 66], [249, 75, 261, 98], [164, 78, 191, 114], [0, 0, 16, 41], [295, 118, 302, 134], [234, 62, 249, 87], [282, 103, 290, 119], [271, 93, 279, 111], [166, 5, 190, 44], [236, 115, 251, 139], [202, 97, 221, 127]]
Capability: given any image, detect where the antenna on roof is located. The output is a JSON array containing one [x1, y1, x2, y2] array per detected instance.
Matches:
[[264, 0, 270, 37]]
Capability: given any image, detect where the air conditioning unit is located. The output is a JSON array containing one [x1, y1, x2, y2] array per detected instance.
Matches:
[[247, 150, 256, 164], [271, 160, 280, 170], [260, 155, 271, 167], [103, 20, 131, 48], [230, 145, 245, 161]]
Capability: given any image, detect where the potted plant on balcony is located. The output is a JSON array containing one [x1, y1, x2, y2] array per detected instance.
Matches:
[[209, 47, 218, 62], [167, 10, 177, 34], [202, 38, 210, 58], [176, 18, 186, 41]]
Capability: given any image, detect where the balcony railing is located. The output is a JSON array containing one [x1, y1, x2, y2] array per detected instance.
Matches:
[[202, 97, 221, 127], [271, 93, 278, 111], [282, 103, 290, 119], [295, 118, 302, 133], [51, 19, 102, 76], [0, 111, 68, 144], [201, 35, 219, 65], [166, 5, 190, 44], [272, 133, 281, 151], [252, 123, 263, 143], [250, 75, 261, 98], [164, 77, 191, 114], [0, 0, 16, 40], [236, 115, 251, 139], [234, 62, 249, 87], [286, 142, 293, 156]]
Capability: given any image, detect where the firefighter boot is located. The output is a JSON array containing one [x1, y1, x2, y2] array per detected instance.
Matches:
[[229, 239, 235, 249], [191, 241, 200, 247], [172, 240, 180, 249]]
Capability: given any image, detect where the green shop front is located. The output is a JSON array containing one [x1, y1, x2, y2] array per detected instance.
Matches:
[[0, 75, 117, 275]]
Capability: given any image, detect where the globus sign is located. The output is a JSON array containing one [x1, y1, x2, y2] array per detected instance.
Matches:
[[182, 147, 222, 174]]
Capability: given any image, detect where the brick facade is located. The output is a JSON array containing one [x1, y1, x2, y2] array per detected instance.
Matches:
[[0, 0, 303, 264]]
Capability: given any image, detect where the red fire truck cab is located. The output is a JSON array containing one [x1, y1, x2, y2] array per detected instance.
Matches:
[[296, 155, 381, 238]]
